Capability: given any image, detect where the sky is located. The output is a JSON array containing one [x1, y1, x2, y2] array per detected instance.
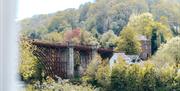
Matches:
[[16, 0, 94, 20]]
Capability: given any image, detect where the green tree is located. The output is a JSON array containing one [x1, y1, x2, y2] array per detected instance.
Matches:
[[109, 0, 149, 34], [95, 0, 109, 34], [95, 59, 111, 89], [42, 32, 64, 42], [100, 30, 117, 48], [80, 29, 99, 45], [20, 15, 49, 39], [156, 65, 177, 91], [127, 64, 145, 91], [82, 55, 102, 86], [110, 57, 128, 91], [116, 27, 141, 55], [152, 37, 180, 67], [127, 13, 172, 54], [141, 62, 156, 91], [127, 13, 154, 38], [79, 2, 91, 22], [151, 28, 158, 54]]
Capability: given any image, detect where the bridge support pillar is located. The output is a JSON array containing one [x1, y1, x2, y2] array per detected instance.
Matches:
[[91, 45, 98, 59], [67, 43, 74, 78]]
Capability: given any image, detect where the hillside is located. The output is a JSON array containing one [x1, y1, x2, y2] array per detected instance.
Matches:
[[20, 0, 180, 37]]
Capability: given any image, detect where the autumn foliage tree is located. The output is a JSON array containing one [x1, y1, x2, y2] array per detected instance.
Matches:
[[63, 28, 99, 45], [64, 28, 81, 44], [19, 38, 42, 82]]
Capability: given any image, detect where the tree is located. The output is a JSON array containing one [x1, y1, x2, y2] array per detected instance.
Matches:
[[80, 29, 99, 45], [127, 13, 154, 38], [82, 55, 102, 86], [110, 57, 179, 91], [151, 28, 158, 54], [100, 30, 117, 48], [79, 2, 91, 22], [63, 28, 99, 45], [19, 38, 41, 82], [156, 65, 177, 90], [151, 0, 180, 24], [47, 18, 67, 33], [127, 13, 172, 54], [41, 32, 64, 42], [141, 62, 156, 91], [95, 0, 109, 34], [109, 0, 149, 35], [20, 15, 49, 39], [63, 28, 81, 44], [96, 62, 111, 89], [152, 37, 180, 67], [19, 0, 180, 39], [110, 56, 128, 91], [116, 27, 141, 55]]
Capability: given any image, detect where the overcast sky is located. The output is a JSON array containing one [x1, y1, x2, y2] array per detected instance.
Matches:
[[16, 0, 94, 20]]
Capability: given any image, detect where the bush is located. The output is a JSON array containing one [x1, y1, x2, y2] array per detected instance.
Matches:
[[126, 64, 143, 91], [110, 58, 128, 91], [141, 62, 156, 91], [174, 66, 180, 90], [82, 55, 102, 86], [83, 55, 111, 90], [25, 82, 95, 91], [19, 38, 42, 82], [25, 76, 95, 91], [96, 61, 111, 90], [110, 60, 180, 91], [152, 37, 180, 67]]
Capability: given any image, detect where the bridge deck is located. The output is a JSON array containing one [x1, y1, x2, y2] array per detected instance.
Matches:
[[32, 40, 114, 52]]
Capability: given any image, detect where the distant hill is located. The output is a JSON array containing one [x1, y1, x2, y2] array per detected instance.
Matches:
[[19, 0, 180, 38]]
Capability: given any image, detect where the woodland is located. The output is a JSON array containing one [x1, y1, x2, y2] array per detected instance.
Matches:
[[19, 0, 180, 91]]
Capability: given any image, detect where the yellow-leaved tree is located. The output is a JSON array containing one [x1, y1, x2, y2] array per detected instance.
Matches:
[[19, 38, 41, 82]]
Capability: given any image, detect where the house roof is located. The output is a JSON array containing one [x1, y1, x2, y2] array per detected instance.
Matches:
[[109, 53, 142, 69], [138, 35, 148, 41]]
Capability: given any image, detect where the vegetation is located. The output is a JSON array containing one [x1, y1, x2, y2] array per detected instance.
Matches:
[[19, 37, 42, 82], [100, 30, 117, 48], [110, 61, 180, 91], [18, 0, 180, 91], [115, 27, 142, 54], [82, 55, 111, 90], [82, 55, 180, 91], [82, 55, 102, 86], [25, 76, 95, 91], [152, 37, 180, 67], [20, 0, 180, 38], [125, 13, 172, 54]]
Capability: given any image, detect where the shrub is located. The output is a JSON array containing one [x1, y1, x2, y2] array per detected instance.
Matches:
[[82, 55, 102, 86], [96, 62, 111, 90], [173, 66, 180, 90], [25, 76, 95, 91], [82, 55, 111, 90], [126, 64, 143, 91], [110, 59, 180, 91], [152, 37, 180, 67], [141, 62, 156, 91], [19, 38, 42, 82], [110, 58, 128, 91], [25, 82, 95, 91]]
